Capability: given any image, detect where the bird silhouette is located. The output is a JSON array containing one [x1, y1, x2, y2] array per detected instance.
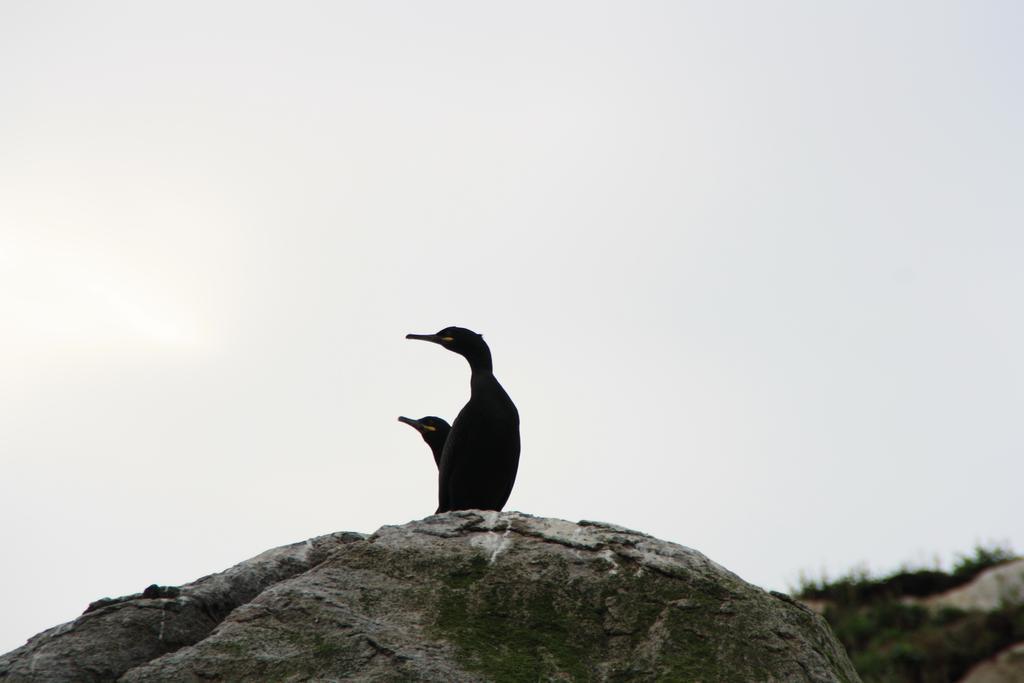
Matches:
[[406, 326, 520, 512]]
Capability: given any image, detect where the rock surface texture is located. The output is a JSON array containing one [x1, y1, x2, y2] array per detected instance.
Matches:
[[0, 512, 860, 682]]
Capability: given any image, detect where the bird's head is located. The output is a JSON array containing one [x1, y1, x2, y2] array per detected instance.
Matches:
[[397, 415, 450, 463], [406, 326, 492, 370]]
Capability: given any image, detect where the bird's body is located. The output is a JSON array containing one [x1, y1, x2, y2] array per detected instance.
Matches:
[[406, 327, 520, 512], [440, 371, 520, 512], [397, 415, 450, 468]]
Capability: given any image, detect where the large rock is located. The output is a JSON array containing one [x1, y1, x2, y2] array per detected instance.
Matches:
[[1, 512, 860, 682]]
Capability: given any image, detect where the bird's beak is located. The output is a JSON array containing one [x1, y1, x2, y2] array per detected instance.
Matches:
[[398, 416, 425, 433], [406, 333, 444, 344]]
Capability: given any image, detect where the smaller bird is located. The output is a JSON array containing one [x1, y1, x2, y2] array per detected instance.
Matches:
[[397, 415, 451, 469]]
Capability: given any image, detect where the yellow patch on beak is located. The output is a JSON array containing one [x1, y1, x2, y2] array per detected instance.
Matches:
[[423, 425, 437, 432], [441, 336, 454, 342]]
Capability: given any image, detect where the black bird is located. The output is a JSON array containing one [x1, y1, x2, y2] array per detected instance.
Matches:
[[406, 326, 520, 512], [397, 415, 451, 468]]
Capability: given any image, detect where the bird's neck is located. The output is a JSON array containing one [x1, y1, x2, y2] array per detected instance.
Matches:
[[462, 347, 493, 374], [470, 368, 498, 397]]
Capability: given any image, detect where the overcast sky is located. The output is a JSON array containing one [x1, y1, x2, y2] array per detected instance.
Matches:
[[2, 1, 1023, 654]]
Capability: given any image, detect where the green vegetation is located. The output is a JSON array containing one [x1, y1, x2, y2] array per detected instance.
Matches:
[[796, 544, 1022, 683], [952, 545, 1017, 581]]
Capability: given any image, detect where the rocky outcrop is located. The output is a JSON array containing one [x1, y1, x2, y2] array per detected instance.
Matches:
[[1, 512, 860, 682], [0, 531, 365, 681], [961, 643, 1024, 683], [949, 561, 1024, 683], [922, 559, 1024, 613]]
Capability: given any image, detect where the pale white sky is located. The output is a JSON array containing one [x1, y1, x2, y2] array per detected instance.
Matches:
[[2, 1, 1023, 654]]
